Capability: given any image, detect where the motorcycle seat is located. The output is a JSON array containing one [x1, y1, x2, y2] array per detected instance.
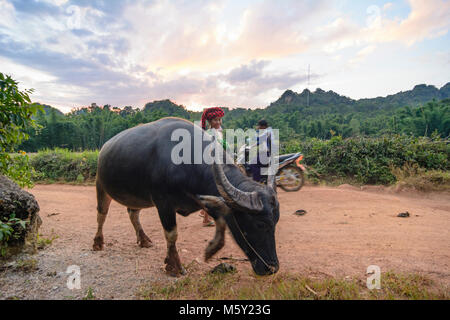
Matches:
[[276, 153, 300, 163]]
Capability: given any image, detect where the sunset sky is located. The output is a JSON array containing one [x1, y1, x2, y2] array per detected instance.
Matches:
[[1, 0, 449, 113]]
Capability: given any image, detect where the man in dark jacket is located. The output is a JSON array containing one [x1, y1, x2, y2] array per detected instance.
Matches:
[[249, 120, 272, 183]]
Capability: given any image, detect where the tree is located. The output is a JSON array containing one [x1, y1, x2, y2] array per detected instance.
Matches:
[[349, 118, 360, 136], [0, 72, 42, 187]]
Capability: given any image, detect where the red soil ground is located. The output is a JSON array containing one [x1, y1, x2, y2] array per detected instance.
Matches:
[[0, 184, 449, 299]]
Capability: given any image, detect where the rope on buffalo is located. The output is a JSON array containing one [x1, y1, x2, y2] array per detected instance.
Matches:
[[230, 213, 273, 271]]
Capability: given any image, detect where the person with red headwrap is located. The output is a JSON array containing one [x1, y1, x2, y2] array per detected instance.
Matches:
[[199, 107, 226, 226], [201, 107, 224, 130]]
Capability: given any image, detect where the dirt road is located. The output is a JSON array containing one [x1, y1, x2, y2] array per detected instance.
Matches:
[[1, 184, 449, 299]]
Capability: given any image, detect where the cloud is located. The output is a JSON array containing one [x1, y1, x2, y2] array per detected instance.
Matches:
[[224, 61, 310, 94], [225, 60, 270, 83], [0, 0, 326, 110], [121, 0, 333, 72], [0, 35, 123, 86], [317, 17, 363, 53], [312, 0, 450, 67], [152, 60, 312, 109], [370, 0, 450, 45], [0, 0, 15, 27], [0, 0, 449, 112], [227, 0, 329, 60], [0, 31, 151, 109], [9, 0, 62, 15], [322, 0, 450, 50], [349, 45, 377, 64], [383, 2, 393, 11]]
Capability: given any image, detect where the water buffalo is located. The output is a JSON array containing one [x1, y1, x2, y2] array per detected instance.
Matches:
[[93, 117, 279, 276]]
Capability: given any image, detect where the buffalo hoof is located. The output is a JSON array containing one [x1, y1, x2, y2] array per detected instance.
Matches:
[[138, 232, 153, 248], [204, 249, 215, 262], [93, 236, 104, 251], [165, 265, 187, 277], [164, 257, 187, 277], [139, 238, 153, 248]]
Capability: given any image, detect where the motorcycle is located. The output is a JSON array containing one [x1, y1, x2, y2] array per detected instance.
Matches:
[[236, 144, 306, 192]]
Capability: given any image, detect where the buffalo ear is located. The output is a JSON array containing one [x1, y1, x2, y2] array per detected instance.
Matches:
[[197, 195, 232, 215]]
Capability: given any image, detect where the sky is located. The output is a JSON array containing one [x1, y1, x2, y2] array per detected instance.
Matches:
[[0, 0, 449, 113]]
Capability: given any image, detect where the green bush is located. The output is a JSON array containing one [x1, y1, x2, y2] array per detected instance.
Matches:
[[283, 135, 449, 185], [0, 213, 28, 257], [29, 148, 98, 183], [18, 134, 450, 186], [0, 72, 42, 187]]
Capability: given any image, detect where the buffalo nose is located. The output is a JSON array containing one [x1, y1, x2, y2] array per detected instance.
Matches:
[[269, 264, 279, 274]]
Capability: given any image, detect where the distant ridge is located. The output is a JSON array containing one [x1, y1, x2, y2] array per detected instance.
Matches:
[[270, 82, 450, 112], [35, 103, 64, 116], [49, 82, 450, 115], [138, 82, 450, 115], [143, 99, 190, 118]]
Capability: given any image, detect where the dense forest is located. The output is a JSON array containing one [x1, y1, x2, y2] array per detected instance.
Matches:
[[19, 83, 450, 152]]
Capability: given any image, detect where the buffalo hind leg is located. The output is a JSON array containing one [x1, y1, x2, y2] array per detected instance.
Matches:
[[156, 202, 186, 277], [93, 182, 112, 251], [205, 216, 226, 261], [127, 208, 153, 248]]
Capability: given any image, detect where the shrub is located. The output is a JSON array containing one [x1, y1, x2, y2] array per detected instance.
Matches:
[[0, 214, 28, 257], [283, 135, 449, 185], [19, 134, 450, 186], [29, 148, 98, 183], [0, 72, 42, 187]]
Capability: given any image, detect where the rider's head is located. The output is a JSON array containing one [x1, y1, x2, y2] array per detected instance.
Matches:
[[257, 119, 268, 130]]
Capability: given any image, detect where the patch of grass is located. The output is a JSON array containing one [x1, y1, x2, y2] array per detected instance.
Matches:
[[83, 287, 96, 300], [136, 271, 449, 300], [367, 272, 447, 300], [391, 163, 450, 192], [138, 272, 241, 300], [13, 258, 38, 272], [36, 231, 59, 250]]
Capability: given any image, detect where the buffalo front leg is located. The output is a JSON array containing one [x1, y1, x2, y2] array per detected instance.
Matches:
[[127, 208, 153, 248], [205, 216, 226, 261], [93, 181, 112, 251], [163, 227, 187, 277], [156, 202, 186, 277]]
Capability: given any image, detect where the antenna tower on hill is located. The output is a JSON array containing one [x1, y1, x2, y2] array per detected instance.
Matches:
[[307, 64, 311, 107]]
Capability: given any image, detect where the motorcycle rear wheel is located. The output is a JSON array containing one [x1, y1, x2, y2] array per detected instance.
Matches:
[[278, 165, 304, 192]]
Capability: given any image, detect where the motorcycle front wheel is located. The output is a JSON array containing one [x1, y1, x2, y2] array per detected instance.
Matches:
[[278, 165, 304, 192]]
